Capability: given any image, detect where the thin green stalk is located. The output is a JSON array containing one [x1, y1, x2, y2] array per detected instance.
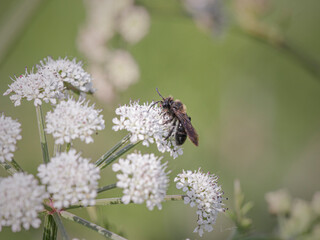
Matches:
[[52, 212, 69, 240], [99, 142, 140, 170], [43, 214, 57, 240], [36, 105, 49, 163], [95, 134, 131, 167], [60, 211, 127, 240], [98, 183, 117, 194], [66, 143, 71, 152], [10, 158, 24, 172], [0, 162, 17, 175], [67, 195, 185, 209], [53, 144, 61, 157]]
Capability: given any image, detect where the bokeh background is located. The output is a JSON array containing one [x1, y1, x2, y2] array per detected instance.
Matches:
[[1, 0, 320, 239]]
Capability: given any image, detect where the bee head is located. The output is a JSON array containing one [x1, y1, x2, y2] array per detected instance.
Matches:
[[161, 97, 174, 109]]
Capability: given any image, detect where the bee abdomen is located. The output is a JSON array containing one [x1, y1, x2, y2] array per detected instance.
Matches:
[[175, 122, 187, 145]]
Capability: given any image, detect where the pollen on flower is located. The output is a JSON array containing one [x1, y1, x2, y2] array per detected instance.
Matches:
[[112, 101, 183, 159], [37, 149, 100, 209], [0, 114, 22, 163], [112, 152, 169, 210], [174, 169, 226, 237], [45, 98, 105, 145], [0, 173, 49, 232]]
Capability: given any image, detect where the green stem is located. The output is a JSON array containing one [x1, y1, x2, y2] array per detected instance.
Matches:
[[67, 195, 185, 209], [99, 141, 141, 170], [53, 144, 61, 157], [60, 211, 127, 240], [52, 212, 69, 240], [95, 134, 131, 167], [0, 161, 17, 175], [66, 143, 71, 152], [10, 158, 24, 172], [43, 214, 57, 240], [36, 105, 49, 163], [98, 183, 117, 194]]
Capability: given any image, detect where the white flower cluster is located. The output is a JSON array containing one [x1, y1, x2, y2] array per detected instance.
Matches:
[[37, 56, 94, 94], [175, 169, 225, 237], [0, 114, 22, 163], [77, 0, 150, 99], [37, 149, 100, 209], [112, 152, 169, 210], [4, 69, 63, 106], [45, 98, 105, 144], [118, 6, 150, 44], [105, 50, 140, 91], [4, 57, 94, 107], [112, 101, 183, 158], [0, 173, 48, 232]]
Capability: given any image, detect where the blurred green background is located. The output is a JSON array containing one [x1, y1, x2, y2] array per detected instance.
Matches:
[[1, 0, 320, 239]]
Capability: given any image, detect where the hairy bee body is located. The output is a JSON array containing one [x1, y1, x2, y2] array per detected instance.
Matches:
[[155, 89, 199, 146]]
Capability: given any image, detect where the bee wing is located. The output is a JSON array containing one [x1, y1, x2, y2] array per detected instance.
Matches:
[[174, 111, 199, 146]]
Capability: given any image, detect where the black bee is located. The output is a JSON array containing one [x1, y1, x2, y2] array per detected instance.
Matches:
[[153, 88, 199, 146]]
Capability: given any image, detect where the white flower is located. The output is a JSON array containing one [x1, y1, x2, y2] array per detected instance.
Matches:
[[112, 152, 169, 210], [105, 50, 139, 91], [37, 56, 94, 94], [112, 101, 183, 158], [37, 149, 100, 209], [118, 6, 150, 44], [175, 169, 225, 237], [0, 114, 22, 163], [265, 189, 291, 215], [77, 0, 133, 63], [77, 25, 111, 63], [3, 69, 63, 106], [45, 98, 105, 144], [0, 173, 48, 232]]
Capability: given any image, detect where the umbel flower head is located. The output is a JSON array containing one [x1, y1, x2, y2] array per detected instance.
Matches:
[[4, 56, 94, 107], [105, 50, 140, 91], [112, 152, 170, 210], [118, 6, 150, 44], [3, 69, 63, 106], [112, 101, 183, 158], [45, 98, 105, 144], [175, 169, 226, 237], [0, 113, 22, 163], [37, 149, 100, 209], [37, 56, 94, 94], [0, 173, 48, 232]]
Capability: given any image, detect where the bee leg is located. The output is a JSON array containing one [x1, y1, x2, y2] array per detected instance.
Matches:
[[164, 127, 174, 140], [164, 119, 177, 140], [162, 114, 174, 125], [163, 118, 173, 125]]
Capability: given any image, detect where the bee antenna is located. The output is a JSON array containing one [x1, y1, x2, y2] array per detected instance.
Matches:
[[148, 100, 160, 112], [156, 88, 165, 100]]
